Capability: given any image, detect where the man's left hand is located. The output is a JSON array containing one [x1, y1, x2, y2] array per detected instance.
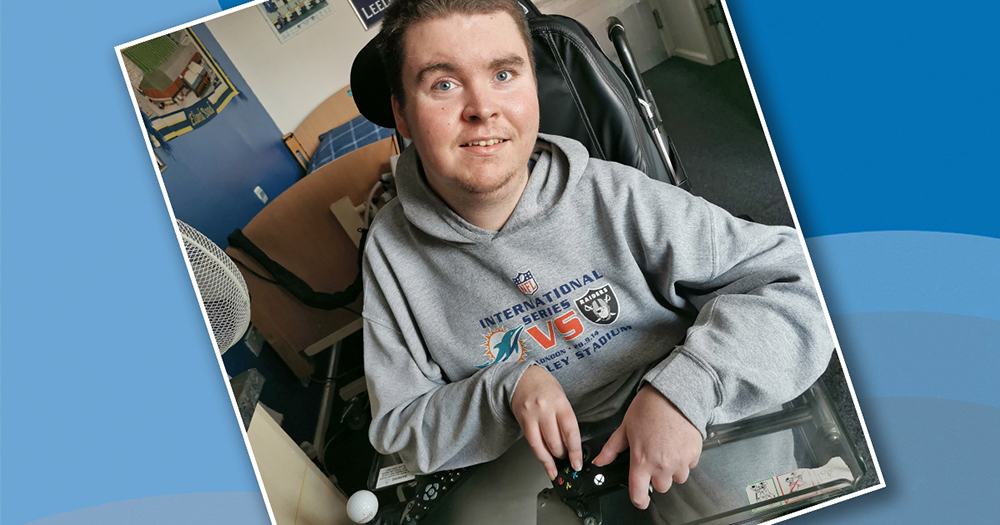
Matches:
[[591, 384, 703, 509]]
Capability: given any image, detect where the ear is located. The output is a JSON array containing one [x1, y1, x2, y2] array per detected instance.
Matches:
[[391, 95, 411, 139]]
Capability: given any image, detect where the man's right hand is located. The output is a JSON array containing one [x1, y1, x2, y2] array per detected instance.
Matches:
[[510, 365, 583, 480]]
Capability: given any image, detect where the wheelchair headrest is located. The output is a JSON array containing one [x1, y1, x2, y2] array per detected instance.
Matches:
[[351, 36, 396, 129]]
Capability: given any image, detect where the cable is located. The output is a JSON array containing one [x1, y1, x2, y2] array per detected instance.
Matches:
[[342, 305, 362, 316], [232, 257, 280, 285], [232, 259, 362, 315], [364, 180, 383, 227], [319, 427, 347, 469], [309, 366, 364, 385]]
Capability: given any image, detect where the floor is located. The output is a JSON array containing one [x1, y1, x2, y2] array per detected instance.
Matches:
[[643, 57, 794, 228]]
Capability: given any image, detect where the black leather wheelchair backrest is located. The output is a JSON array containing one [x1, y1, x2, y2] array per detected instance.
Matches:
[[527, 8, 671, 183]]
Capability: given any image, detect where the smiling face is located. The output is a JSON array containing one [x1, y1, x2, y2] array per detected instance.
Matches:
[[391, 11, 539, 206]]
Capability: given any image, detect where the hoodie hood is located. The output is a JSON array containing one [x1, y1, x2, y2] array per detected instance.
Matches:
[[394, 133, 591, 244]]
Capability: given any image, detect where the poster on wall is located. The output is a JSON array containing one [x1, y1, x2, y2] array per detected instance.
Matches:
[[349, 0, 391, 30], [121, 28, 239, 143], [258, 0, 336, 43]]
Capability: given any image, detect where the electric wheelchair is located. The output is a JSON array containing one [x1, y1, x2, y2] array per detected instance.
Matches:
[[348, 2, 868, 523]]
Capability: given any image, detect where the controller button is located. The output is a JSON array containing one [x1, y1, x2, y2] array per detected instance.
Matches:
[[594, 474, 605, 486]]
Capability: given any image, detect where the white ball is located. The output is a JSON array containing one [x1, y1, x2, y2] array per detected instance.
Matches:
[[347, 490, 379, 524]]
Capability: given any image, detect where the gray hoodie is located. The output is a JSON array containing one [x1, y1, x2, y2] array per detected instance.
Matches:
[[362, 134, 832, 474]]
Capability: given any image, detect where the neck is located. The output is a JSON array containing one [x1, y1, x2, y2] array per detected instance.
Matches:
[[431, 168, 530, 231]]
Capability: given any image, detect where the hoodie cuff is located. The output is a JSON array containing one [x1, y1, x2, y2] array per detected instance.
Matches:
[[486, 360, 538, 422], [642, 350, 720, 438]]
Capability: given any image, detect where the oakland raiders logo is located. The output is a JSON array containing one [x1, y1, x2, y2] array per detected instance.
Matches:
[[575, 284, 619, 325], [512, 271, 538, 295]]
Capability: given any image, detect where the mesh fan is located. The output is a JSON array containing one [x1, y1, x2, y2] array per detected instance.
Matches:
[[177, 220, 251, 353]]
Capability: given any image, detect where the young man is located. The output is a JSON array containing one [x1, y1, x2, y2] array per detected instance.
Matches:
[[362, 0, 832, 510]]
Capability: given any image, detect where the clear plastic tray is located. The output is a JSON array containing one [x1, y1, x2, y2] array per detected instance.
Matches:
[[538, 381, 868, 525]]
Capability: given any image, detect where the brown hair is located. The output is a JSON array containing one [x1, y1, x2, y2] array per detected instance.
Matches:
[[377, 0, 534, 107]]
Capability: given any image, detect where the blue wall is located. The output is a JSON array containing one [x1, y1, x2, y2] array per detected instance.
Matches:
[[158, 24, 302, 248]]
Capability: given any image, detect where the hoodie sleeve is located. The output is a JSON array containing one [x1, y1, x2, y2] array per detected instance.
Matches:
[[624, 175, 833, 437], [362, 239, 534, 474]]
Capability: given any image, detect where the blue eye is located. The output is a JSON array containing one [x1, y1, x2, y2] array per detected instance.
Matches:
[[495, 70, 512, 82], [435, 80, 454, 91]]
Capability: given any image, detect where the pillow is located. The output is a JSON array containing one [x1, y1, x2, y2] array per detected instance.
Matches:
[[307, 115, 395, 174]]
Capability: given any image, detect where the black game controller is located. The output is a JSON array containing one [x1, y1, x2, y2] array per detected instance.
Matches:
[[551, 431, 631, 501]]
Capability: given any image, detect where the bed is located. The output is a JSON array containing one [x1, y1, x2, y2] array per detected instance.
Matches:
[[226, 85, 399, 378], [283, 85, 396, 174]]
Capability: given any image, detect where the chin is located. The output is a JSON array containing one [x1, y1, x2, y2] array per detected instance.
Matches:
[[457, 167, 523, 196]]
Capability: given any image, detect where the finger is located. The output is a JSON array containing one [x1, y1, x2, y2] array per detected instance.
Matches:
[[592, 425, 628, 467], [650, 474, 673, 493], [523, 423, 557, 480], [673, 467, 691, 484], [558, 408, 583, 471], [629, 463, 653, 510], [540, 417, 567, 459]]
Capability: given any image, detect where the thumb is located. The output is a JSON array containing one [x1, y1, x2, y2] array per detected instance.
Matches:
[[592, 425, 628, 467]]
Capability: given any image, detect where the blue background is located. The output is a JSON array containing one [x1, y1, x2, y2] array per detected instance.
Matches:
[[2, 0, 997, 523]]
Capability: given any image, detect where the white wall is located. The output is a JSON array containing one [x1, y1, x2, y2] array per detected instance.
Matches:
[[613, 0, 671, 72], [206, 4, 378, 134], [650, 0, 716, 65], [535, 0, 669, 73]]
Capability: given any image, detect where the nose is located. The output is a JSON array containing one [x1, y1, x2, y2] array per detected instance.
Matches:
[[461, 83, 498, 122]]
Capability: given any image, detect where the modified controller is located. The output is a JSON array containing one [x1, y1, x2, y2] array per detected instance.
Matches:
[[363, 466, 472, 524], [398, 467, 471, 523]]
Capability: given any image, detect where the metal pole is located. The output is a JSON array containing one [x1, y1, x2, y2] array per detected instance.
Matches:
[[607, 17, 682, 187], [313, 340, 342, 458]]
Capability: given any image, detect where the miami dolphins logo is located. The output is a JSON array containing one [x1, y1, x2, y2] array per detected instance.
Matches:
[[476, 326, 528, 369]]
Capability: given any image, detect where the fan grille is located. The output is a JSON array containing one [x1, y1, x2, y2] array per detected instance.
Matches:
[[177, 220, 251, 353]]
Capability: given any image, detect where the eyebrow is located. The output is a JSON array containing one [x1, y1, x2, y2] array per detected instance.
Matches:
[[415, 62, 458, 85], [413, 54, 526, 85], [489, 54, 525, 71]]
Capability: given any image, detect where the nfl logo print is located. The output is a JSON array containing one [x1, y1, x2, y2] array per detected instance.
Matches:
[[512, 271, 538, 295]]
